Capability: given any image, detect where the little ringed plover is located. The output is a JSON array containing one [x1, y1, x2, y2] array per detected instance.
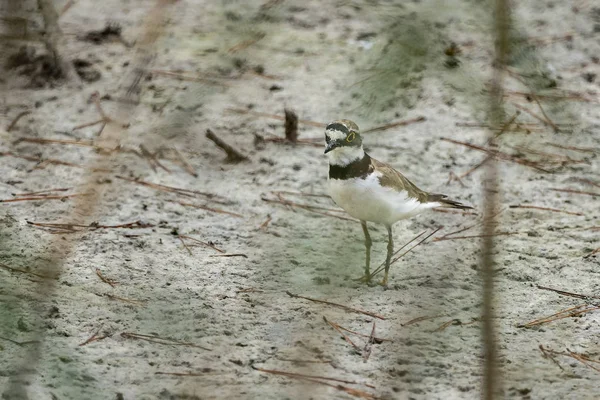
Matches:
[[325, 119, 472, 285]]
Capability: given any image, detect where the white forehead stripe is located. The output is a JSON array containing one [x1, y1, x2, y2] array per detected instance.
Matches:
[[325, 129, 347, 141]]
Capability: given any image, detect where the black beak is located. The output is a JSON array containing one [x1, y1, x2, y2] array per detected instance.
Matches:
[[324, 142, 337, 154]]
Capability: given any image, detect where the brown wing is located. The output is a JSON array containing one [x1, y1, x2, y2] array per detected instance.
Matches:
[[371, 158, 430, 203], [372, 158, 473, 209]]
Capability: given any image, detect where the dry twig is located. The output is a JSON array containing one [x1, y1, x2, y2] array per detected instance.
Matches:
[[286, 291, 385, 320], [206, 129, 248, 163], [120, 332, 211, 350]]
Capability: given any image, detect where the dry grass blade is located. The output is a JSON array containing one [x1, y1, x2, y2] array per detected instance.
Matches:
[[535, 285, 600, 301], [149, 69, 230, 86], [517, 304, 600, 328], [206, 129, 248, 163], [584, 248, 599, 259], [14, 188, 71, 197], [95, 269, 118, 287], [441, 138, 551, 172], [0, 151, 111, 171], [13, 137, 110, 151], [286, 291, 386, 320], [261, 192, 357, 222], [539, 345, 600, 374], [252, 366, 378, 399], [0, 262, 57, 280], [176, 201, 244, 218], [0, 194, 83, 203], [6, 111, 32, 131], [368, 227, 441, 279], [333, 323, 392, 343], [178, 235, 226, 253], [362, 116, 426, 133], [401, 315, 444, 326], [226, 108, 326, 128], [434, 232, 516, 241], [78, 326, 110, 346], [509, 204, 583, 216], [550, 188, 600, 197], [362, 322, 376, 361], [120, 332, 211, 351], [115, 175, 226, 203], [323, 316, 361, 352], [27, 220, 153, 233], [545, 143, 597, 153]]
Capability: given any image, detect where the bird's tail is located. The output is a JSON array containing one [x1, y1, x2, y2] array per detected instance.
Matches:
[[428, 194, 473, 210]]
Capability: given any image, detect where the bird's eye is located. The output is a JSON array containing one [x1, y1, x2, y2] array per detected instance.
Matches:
[[346, 132, 356, 142]]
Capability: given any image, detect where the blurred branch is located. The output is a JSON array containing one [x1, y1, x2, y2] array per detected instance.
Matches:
[[36, 0, 80, 82], [481, 0, 510, 398]]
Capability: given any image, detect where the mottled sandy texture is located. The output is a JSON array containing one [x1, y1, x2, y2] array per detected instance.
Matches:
[[0, 1, 599, 399]]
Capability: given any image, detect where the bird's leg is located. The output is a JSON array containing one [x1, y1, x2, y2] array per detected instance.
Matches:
[[358, 220, 372, 282], [381, 225, 393, 286]]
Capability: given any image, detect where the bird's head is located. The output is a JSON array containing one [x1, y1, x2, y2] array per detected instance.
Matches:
[[324, 119, 365, 166]]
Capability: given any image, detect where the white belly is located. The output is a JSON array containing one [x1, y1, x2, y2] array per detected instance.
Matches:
[[328, 173, 437, 225]]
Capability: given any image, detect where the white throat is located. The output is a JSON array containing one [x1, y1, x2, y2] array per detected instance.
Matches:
[[327, 146, 365, 166]]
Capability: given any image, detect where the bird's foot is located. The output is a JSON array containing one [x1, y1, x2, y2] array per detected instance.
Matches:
[[354, 274, 372, 284]]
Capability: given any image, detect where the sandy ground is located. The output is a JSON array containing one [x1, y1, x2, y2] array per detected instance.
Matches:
[[1, 0, 599, 399]]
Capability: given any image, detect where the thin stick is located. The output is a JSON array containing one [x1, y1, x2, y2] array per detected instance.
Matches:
[[252, 366, 377, 398], [72, 118, 106, 131], [536, 285, 600, 301], [362, 321, 376, 361], [512, 103, 558, 132], [261, 195, 357, 222], [206, 129, 248, 163], [149, 69, 229, 86], [284, 108, 298, 143], [441, 138, 551, 172], [0, 151, 110, 172], [225, 108, 326, 128], [286, 291, 385, 320], [539, 345, 564, 371], [176, 201, 244, 218], [6, 111, 31, 131], [0, 262, 57, 279], [509, 204, 583, 216], [517, 304, 599, 328], [120, 332, 211, 351], [79, 326, 110, 346], [155, 371, 215, 376], [95, 269, 118, 287], [0, 194, 82, 203], [14, 188, 71, 196], [13, 137, 107, 150], [177, 236, 193, 255], [368, 228, 441, 279], [333, 323, 392, 343], [584, 248, 599, 259], [323, 316, 361, 352], [178, 235, 225, 253], [550, 188, 600, 197], [489, 111, 519, 143], [573, 178, 600, 188], [401, 315, 444, 326], [115, 176, 224, 203], [545, 143, 597, 154], [210, 253, 248, 258], [434, 232, 516, 241], [258, 215, 272, 231], [363, 116, 426, 133]]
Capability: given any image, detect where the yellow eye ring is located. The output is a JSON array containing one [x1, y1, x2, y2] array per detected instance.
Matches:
[[346, 132, 356, 142]]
